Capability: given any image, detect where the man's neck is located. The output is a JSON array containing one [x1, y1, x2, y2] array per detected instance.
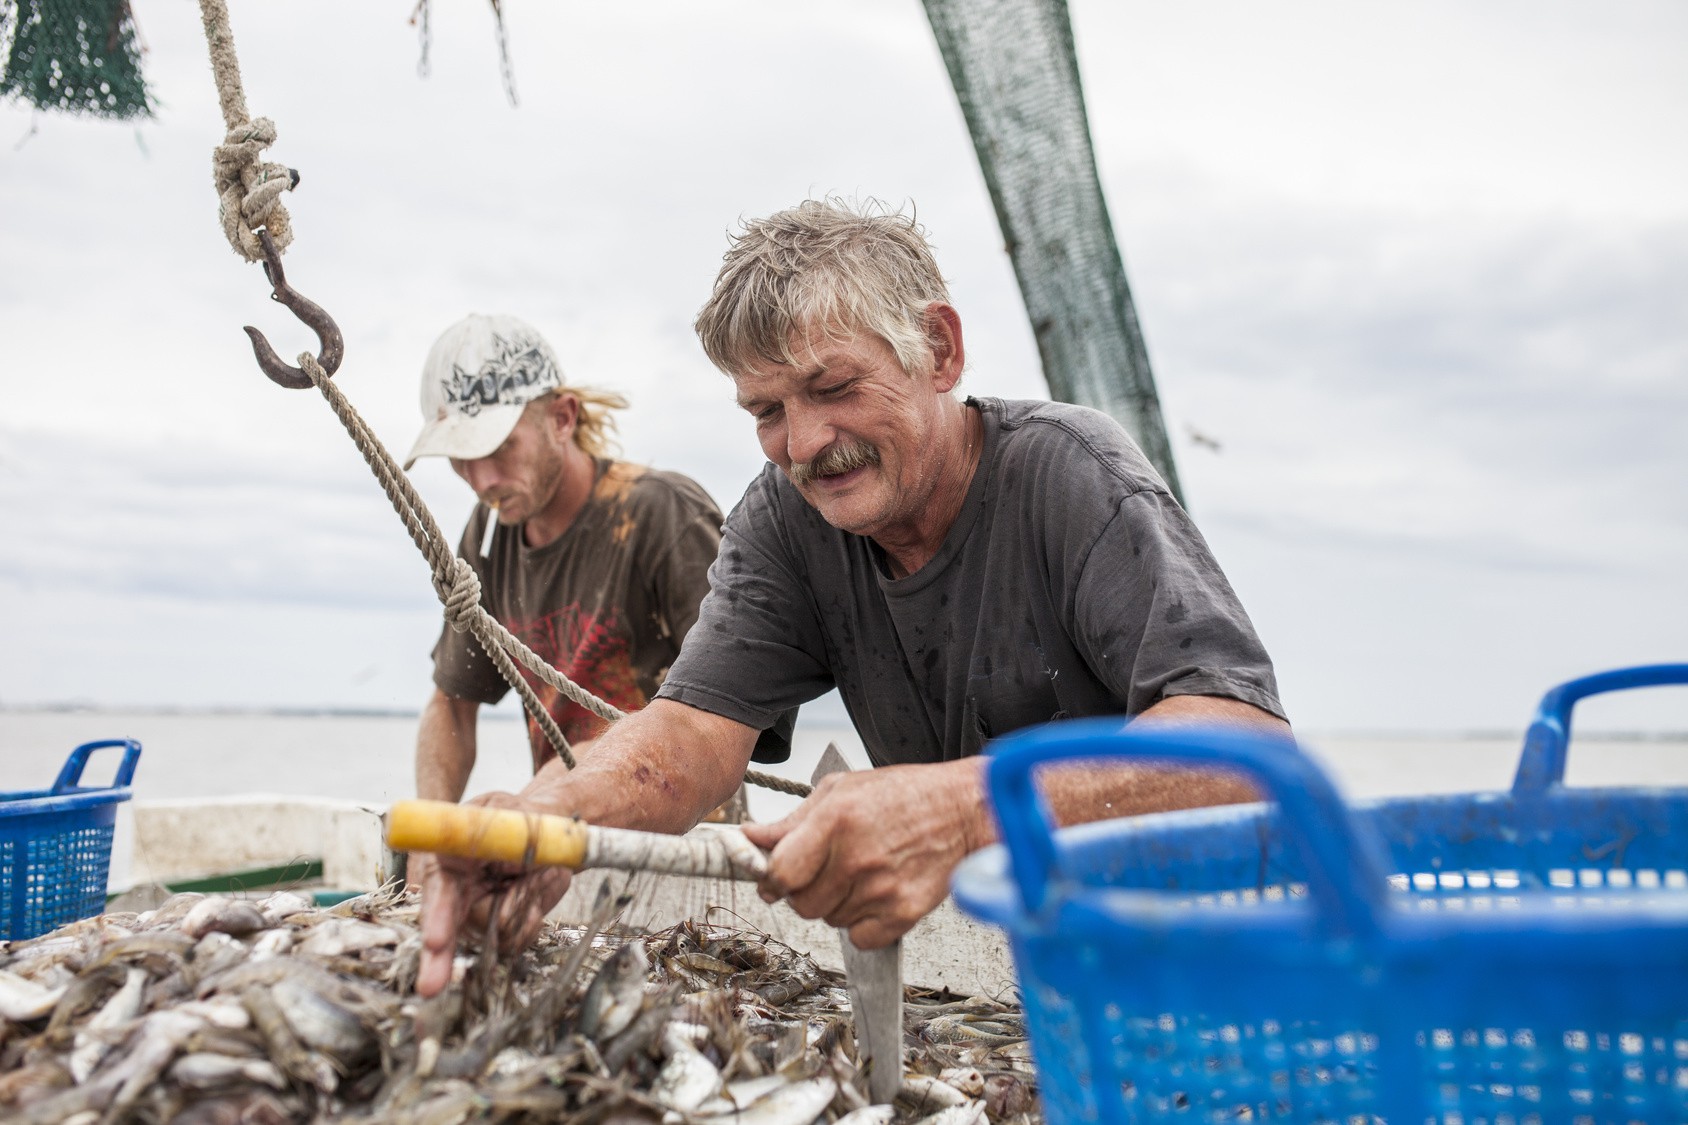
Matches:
[[875, 400, 981, 579], [523, 443, 599, 549]]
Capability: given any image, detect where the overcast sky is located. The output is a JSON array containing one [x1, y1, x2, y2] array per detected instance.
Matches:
[[1, 0, 1684, 734]]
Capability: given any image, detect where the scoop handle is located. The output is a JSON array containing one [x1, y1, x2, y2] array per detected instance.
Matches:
[[387, 799, 589, 867], [385, 799, 770, 880]]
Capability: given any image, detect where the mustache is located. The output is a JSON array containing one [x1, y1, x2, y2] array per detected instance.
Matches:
[[788, 440, 880, 488]]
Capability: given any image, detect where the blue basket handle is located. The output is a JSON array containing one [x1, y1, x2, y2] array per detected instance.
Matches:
[[50, 739, 143, 794], [985, 719, 1393, 937], [1512, 664, 1688, 795]]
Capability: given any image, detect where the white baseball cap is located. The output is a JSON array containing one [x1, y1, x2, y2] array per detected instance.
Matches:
[[404, 314, 565, 470]]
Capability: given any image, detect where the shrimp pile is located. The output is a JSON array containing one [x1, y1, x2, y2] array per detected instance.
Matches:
[[0, 882, 1038, 1125]]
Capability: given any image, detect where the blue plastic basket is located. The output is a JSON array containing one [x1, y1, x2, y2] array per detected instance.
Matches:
[[1, 739, 142, 940], [953, 665, 1688, 1124]]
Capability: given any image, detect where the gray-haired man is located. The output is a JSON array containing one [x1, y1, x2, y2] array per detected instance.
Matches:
[[416, 203, 1289, 997]]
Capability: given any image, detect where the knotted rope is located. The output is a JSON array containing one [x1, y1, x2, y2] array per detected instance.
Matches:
[[199, 0, 294, 263]]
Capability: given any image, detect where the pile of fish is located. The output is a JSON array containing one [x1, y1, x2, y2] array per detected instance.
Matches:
[[0, 883, 1038, 1125]]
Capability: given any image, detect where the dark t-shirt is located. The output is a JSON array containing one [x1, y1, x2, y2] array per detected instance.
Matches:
[[433, 460, 795, 769], [657, 397, 1284, 767]]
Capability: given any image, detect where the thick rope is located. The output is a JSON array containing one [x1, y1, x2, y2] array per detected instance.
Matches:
[[199, 0, 294, 262], [298, 354, 811, 800], [744, 765, 813, 799]]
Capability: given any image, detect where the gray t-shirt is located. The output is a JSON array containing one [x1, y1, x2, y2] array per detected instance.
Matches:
[[657, 397, 1284, 766]]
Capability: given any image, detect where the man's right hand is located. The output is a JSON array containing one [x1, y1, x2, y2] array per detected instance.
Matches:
[[412, 700, 760, 996], [415, 790, 574, 997]]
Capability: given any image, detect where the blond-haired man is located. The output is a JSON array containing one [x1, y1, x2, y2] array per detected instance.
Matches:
[[416, 210, 1288, 997], [405, 314, 776, 821]]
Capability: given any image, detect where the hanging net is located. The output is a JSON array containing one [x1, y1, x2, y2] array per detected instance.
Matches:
[[0, 0, 154, 119], [920, 0, 1183, 503]]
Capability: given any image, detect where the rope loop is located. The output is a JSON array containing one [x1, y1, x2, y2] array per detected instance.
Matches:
[[213, 116, 295, 262], [442, 559, 483, 634]]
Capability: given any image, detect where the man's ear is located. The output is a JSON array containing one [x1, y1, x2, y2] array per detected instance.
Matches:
[[547, 392, 582, 443], [924, 303, 966, 392]]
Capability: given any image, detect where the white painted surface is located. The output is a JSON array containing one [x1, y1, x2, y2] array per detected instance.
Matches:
[[128, 795, 392, 891]]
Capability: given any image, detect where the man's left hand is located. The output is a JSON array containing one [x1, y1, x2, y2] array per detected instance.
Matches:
[[740, 758, 989, 949]]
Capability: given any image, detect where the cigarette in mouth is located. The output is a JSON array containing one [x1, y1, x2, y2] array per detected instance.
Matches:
[[480, 503, 499, 559]]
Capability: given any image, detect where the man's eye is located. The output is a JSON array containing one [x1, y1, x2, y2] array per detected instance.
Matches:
[[754, 405, 783, 422], [817, 382, 850, 398]]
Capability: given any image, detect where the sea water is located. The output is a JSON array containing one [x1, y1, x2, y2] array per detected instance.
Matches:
[[4, 707, 1686, 887]]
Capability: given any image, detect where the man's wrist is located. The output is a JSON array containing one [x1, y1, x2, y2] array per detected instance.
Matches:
[[946, 756, 996, 856]]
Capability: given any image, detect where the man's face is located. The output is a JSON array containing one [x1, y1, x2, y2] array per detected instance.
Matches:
[[449, 401, 571, 526], [733, 325, 949, 541]]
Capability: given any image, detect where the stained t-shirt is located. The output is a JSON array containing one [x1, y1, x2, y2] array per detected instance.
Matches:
[[656, 397, 1284, 767], [433, 459, 792, 769]]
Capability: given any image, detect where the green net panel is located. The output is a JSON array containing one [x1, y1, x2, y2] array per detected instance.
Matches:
[[0, 0, 155, 120], [921, 0, 1182, 503]]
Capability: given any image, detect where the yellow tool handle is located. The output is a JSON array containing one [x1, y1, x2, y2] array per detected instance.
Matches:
[[386, 799, 590, 868]]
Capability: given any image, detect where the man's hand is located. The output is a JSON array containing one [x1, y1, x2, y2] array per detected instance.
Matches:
[[415, 790, 574, 997], [412, 700, 759, 996], [405, 851, 434, 894], [740, 758, 990, 950]]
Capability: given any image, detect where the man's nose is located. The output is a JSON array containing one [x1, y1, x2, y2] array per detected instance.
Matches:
[[455, 458, 500, 494], [785, 403, 834, 466]]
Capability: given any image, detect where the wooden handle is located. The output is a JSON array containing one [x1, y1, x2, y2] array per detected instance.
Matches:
[[386, 799, 589, 868]]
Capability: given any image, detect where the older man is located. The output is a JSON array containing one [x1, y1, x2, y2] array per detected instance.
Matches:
[[416, 204, 1288, 997]]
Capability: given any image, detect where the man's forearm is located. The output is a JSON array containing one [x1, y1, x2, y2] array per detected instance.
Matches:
[[416, 691, 480, 802], [969, 695, 1286, 844], [518, 699, 756, 834]]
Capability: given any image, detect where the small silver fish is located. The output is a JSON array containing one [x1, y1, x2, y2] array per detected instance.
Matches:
[[920, 1014, 1022, 1046], [701, 1073, 791, 1113], [142, 892, 206, 928], [911, 1102, 987, 1125], [834, 1107, 897, 1125], [168, 1052, 288, 1090], [179, 897, 266, 939], [579, 938, 649, 1041], [271, 975, 373, 1063], [173, 997, 252, 1030], [697, 1075, 839, 1125], [0, 967, 67, 1022], [297, 917, 402, 960], [652, 1040, 722, 1112], [243, 986, 338, 1094], [898, 1075, 971, 1111], [69, 967, 146, 1082], [192, 931, 251, 979], [248, 928, 294, 961], [256, 890, 314, 925]]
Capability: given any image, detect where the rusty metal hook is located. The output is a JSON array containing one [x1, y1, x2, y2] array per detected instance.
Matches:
[[243, 229, 345, 390]]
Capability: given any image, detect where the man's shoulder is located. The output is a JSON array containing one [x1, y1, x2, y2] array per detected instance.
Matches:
[[592, 460, 723, 523], [978, 397, 1171, 497]]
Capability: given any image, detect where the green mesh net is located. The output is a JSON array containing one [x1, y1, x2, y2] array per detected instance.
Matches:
[[0, 0, 155, 120], [921, 0, 1182, 502]]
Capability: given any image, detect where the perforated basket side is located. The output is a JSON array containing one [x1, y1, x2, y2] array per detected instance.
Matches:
[[0, 800, 122, 940]]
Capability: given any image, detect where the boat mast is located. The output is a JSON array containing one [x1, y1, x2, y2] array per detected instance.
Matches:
[[921, 0, 1185, 505]]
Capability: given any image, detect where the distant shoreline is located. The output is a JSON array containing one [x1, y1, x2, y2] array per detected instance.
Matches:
[[2, 703, 439, 721], [3, 704, 1683, 743]]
